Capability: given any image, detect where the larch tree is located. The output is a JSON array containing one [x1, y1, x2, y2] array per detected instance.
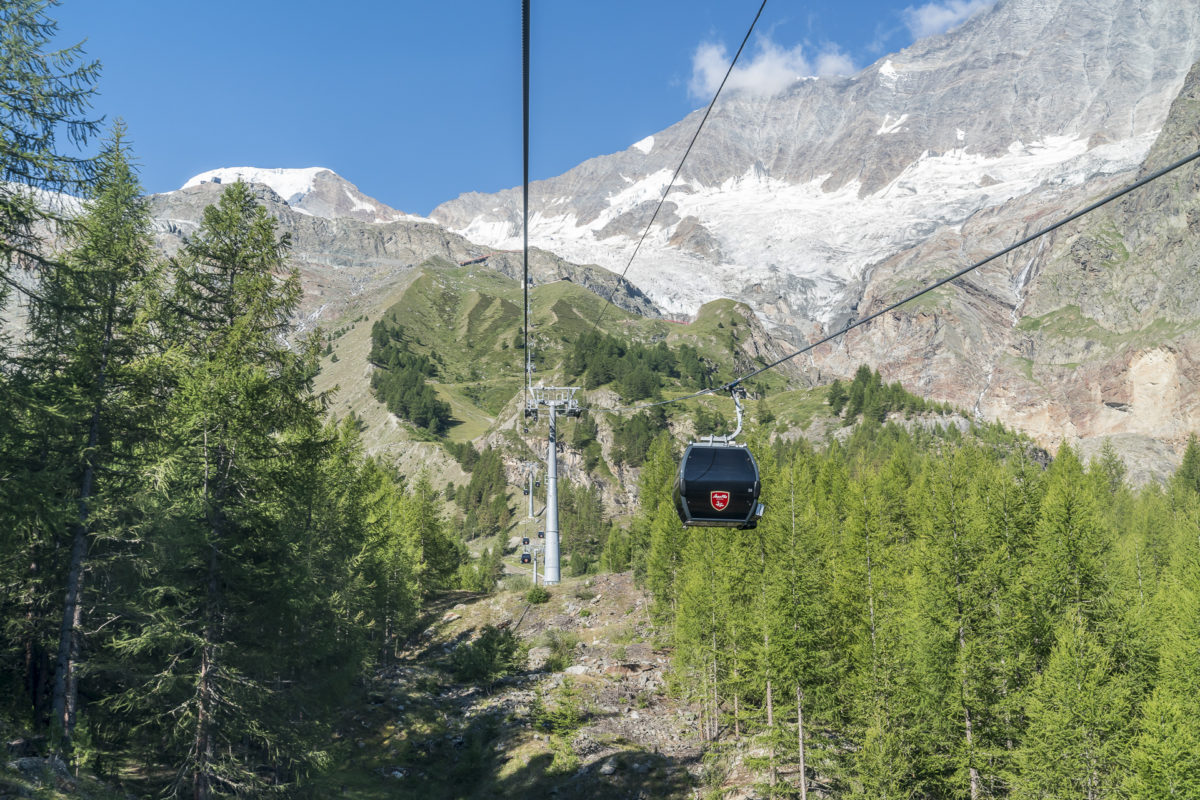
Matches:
[[110, 182, 339, 797], [398, 473, 462, 598], [629, 431, 675, 581], [1013, 615, 1133, 800], [23, 125, 161, 750], [1172, 433, 1200, 496], [359, 457, 420, 663], [1024, 444, 1113, 664], [645, 493, 687, 632], [0, 0, 101, 725], [1124, 494, 1200, 798]]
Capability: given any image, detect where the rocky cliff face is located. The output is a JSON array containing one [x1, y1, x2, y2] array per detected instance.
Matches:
[[807, 58, 1200, 481], [422, 0, 1200, 478], [430, 0, 1200, 327], [150, 181, 662, 327]]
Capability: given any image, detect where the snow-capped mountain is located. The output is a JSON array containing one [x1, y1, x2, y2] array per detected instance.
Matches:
[[420, 0, 1200, 477], [430, 0, 1200, 327], [148, 178, 660, 336], [182, 167, 413, 224], [143, 0, 1200, 477]]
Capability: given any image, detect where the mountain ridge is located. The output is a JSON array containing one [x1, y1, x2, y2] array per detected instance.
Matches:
[[139, 0, 1200, 477], [429, 0, 1200, 326], [148, 180, 664, 330], [182, 166, 413, 224]]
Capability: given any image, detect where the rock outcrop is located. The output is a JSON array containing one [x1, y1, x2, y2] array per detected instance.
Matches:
[[150, 182, 662, 327], [431, 0, 1200, 326], [808, 58, 1200, 480]]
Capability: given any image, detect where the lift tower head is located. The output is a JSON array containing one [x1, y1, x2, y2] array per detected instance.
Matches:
[[526, 387, 580, 584]]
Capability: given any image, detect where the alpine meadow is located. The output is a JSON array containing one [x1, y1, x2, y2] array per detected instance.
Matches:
[[3, 1, 1200, 799]]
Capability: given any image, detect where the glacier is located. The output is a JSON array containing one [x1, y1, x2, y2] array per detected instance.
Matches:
[[446, 130, 1157, 322]]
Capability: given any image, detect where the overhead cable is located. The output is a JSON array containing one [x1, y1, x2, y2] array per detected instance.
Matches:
[[590, 0, 769, 331], [522, 0, 532, 403]]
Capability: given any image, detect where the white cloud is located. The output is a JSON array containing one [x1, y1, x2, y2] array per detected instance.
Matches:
[[815, 50, 857, 78], [688, 37, 856, 100], [903, 0, 995, 39]]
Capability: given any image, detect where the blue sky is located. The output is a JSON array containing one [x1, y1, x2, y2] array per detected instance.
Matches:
[[52, 0, 993, 215]]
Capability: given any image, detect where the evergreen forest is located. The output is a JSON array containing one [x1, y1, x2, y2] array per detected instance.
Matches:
[[368, 318, 454, 434], [1, 6, 464, 794], [614, 423, 1200, 798]]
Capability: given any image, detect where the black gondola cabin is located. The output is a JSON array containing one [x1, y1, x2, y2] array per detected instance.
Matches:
[[673, 442, 763, 529], [520, 553, 532, 564]]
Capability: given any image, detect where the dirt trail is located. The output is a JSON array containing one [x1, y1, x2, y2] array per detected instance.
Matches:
[[327, 572, 704, 799]]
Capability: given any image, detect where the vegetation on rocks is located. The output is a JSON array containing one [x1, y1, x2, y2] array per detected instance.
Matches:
[[828, 363, 952, 422], [369, 318, 453, 433]]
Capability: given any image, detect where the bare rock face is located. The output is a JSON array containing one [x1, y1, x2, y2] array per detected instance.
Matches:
[[430, 0, 1200, 326], [182, 167, 407, 223], [805, 58, 1200, 480], [989, 58, 1200, 469], [668, 216, 725, 261], [149, 182, 662, 327], [295, 169, 406, 223]]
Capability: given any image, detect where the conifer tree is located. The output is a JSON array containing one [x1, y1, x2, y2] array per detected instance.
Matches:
[[400, 473, 464, 596], [1013, 616, 1133, 800], [599, 523, 634, 574], [1173, 432, 1200, 495], [628, 432, 675, 580], [827, 379, 847, 415], [0, 0, 100, 303], [1124, 495, 1200, 798], [331, 441, 418, 663], [672, 526, 730, 742], [760, 448, 833, 795], [0, 0, 102, 722], [646, 496, 687, 630], [1025, 445, 1113, 662], [110, 182, 341, 797], [1094, 439, 1128, 495], [907, 447, 990, 798], [756, 396, 774, 426], [973, 453, 1045, 787], [26, 125, 161, 749], [843, 461, 919, 795]]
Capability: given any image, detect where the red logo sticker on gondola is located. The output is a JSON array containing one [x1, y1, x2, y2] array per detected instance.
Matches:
[[710, 491, 730, 511]]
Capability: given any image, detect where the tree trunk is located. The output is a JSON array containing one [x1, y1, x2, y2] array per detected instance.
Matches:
[[766, 677, 774, 727], [51, 299, 115, 747], [193, 639, 212, 800], [66, 600, 82, 735], [24, 558, 52, 726], [733, 688, 740, 738], [951, 490, 981, 800], [766, 678, 776, 790], [50, 481, 93, 746], [964, 700, 980, 800], [958, 606, 980, 800], [194, 542, 220, 800], [797, 685, 807, 800], [705, 642, 715, 743], [864, 491, 879, 686]]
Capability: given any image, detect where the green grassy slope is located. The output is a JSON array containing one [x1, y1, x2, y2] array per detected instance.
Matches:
[[332, 261, 797, 447]]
